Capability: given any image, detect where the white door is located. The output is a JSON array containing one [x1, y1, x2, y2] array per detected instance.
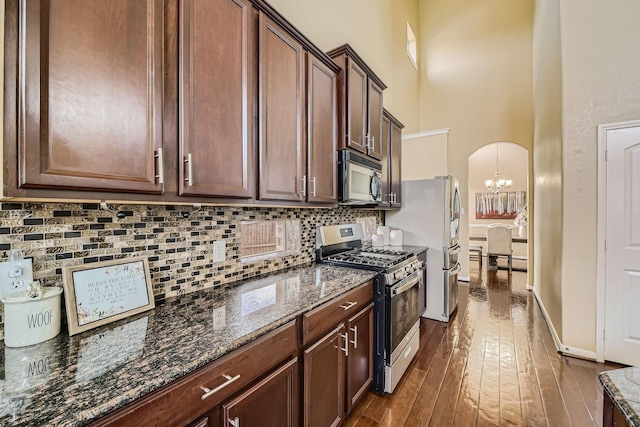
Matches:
[[604, 123, 640, 366]]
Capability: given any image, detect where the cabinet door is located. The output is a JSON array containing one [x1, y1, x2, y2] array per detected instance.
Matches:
[[346, 59, 368, 154], [16, 0, 163, 193], [258, 13, 305, 202], [221, 358, 299, 427], [390, 120, 403, 207], [179, 0, 255, 198], [307, 54, 338, 203], [304, 324, 346, 427], [380, 113, 391, 207], [346, 304, 374, 414], [367, 79, 384, 160]]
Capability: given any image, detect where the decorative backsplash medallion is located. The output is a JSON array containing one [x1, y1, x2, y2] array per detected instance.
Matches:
[[0, 202, 379, 339]]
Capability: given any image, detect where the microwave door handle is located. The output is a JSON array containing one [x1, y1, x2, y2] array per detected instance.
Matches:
[[370, 172, 381, 201]]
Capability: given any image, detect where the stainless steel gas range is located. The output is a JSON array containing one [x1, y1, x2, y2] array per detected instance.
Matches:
[[316, 224, 424, 394]]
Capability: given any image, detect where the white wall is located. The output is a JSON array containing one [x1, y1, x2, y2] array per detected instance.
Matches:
[[558, 0, 640, 352], [532, 0, 564, 340], [268, 0, 421, 133]]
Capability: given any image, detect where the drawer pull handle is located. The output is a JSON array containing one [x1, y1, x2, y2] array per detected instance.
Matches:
[[350, 326, 358, 349], [310, 177, 317, 197], [341, 332, 349, 357], [200, 374, 240, 400], [185, 153, 193, 186], [340, 301, 358, 310], [300, 175, 307, 197], [155, 147, 164, 184]]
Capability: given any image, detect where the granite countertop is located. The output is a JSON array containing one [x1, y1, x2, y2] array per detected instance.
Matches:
[[0, 263, 376, 427], [599, 367, 640, 426]]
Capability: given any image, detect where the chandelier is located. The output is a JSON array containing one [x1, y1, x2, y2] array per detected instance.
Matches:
[[485, 143, 512, 194]]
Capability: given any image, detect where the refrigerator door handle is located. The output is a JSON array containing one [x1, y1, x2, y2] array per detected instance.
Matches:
[[448, 263, 462, 276], [447, 244, 461, 255]]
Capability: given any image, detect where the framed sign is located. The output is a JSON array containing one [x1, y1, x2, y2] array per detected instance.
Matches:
[[62, 257, 155, 336]]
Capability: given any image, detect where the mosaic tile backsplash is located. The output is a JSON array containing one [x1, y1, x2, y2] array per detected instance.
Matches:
[[0, 202, 380, 340]]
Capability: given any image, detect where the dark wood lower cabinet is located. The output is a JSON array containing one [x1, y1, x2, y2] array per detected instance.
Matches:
[[302, 282, 375, 427], [603, 391, 632, 427], [346, 304, 374, 413], [191, 357, 299, 427], [303, 324, 346, 427]]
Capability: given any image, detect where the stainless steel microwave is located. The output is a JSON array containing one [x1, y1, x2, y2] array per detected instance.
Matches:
[[338, 150, 382, 205]]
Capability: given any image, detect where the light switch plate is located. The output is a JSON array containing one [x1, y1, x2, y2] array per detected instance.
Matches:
[[213, 240, 226, 263]]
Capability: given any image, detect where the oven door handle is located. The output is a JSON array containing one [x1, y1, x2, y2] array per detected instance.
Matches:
[[390, 273, 421, 296]]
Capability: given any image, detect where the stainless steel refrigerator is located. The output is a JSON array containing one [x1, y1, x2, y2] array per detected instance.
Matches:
[[386, 176, 461, 322]]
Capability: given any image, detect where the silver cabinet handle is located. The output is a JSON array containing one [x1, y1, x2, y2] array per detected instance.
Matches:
[[300, 175, 307, 197], [200, 374, 240, 400], [310, 177, 316, 197], [229, 417, 240, 427], [369, 136, 375, 151], [350, 326, 358, 349], [339, 301, 358, 310], [341, 331, 349, 356], [184, 153, 193, 186], [155, 147, 164, 184]]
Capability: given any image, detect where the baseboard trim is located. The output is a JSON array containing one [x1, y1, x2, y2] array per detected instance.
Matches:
[[532, 287, 562, 352], [458, 276, 470, 282], [531, 287, 596, 361]]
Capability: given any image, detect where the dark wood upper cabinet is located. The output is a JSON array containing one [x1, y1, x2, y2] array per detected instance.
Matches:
[[327, 44, 386, 161], [380, 113, 391, 206], [346, 59, 368, 154], [367, 80, 384, 160], [258, 12, 305, 202], [4, 0, 339, 206], [307, 53, 338, 203], [8, 0, 164, 194], [389, 113, 404, 208], [380, 109, 404, 208], [178, 0, 255, 198]]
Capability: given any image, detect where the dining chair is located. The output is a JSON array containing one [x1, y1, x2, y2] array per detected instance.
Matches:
[[486, 224, 512, 273]]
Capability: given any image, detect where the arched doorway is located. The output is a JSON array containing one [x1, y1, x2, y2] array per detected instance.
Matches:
[[468, 142, 529, 275]]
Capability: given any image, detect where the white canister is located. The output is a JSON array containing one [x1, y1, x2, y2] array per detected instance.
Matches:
[[1, 287, 63, 347], [372, 234, 384, 247], [389, 229, 403, 246], [376, 226, 390, 246]]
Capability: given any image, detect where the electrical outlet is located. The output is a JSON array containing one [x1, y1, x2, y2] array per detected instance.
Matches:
[[213, 240, 226, 263]]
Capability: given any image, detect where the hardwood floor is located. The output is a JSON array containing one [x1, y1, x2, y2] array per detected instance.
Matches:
[[344, 263, 624, 426]]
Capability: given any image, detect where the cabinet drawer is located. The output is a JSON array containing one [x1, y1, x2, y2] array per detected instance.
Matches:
[[91, 320, 297, 427], [302, 280, 373, 345]]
